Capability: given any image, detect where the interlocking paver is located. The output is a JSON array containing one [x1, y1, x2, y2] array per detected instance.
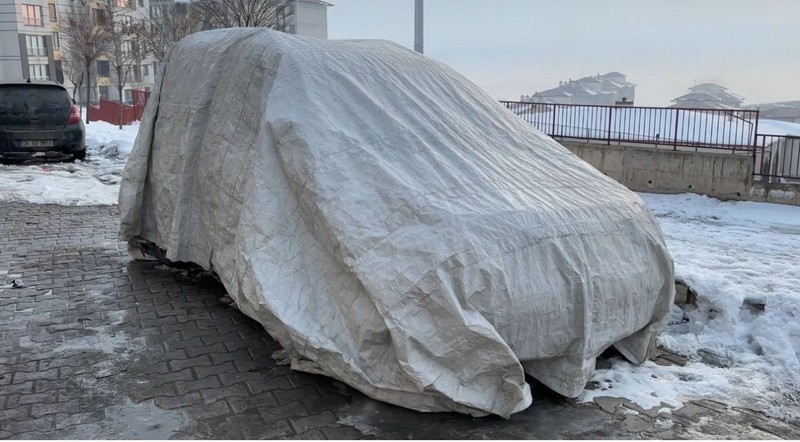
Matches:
[[154, 392, 202, 410], [187, 399, 230, 420], [2, 202, 799, 439], [291, 410, 339, 433], [168, 355, 213, 372], [185, 342, 227, 358], [194, 361, 238, 379], [227, 391, 278, 413], [175, 376, 221, 394], [274, 385, 322, 404]]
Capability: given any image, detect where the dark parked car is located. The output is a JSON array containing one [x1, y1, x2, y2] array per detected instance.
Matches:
[[0, 80, 86, 162]]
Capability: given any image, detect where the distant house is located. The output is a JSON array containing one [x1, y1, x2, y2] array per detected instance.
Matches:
[[761, 108, 800, 124], [750, 101, 800, 124], [521, 72, 636, 106], [671, 83, 744, 109]]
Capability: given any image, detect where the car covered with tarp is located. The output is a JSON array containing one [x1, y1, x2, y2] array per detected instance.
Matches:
[[119, 28, 675, 418]]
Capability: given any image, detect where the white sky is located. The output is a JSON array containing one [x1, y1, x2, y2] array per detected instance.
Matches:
[[328, 0, 800, 107]]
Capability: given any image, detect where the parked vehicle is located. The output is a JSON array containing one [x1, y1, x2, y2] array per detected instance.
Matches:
[[120, 28, 675, 418], [0, 80, 86, 162]]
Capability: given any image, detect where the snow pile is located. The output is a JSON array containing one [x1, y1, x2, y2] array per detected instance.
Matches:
[[85, 120, 140, 160], [581, 193, 800, 422], [0, 121, 139, 205], [0, 164, 119, 205]]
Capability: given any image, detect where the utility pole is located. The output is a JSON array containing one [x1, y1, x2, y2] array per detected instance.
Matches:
[[414, 0, 423, 54]]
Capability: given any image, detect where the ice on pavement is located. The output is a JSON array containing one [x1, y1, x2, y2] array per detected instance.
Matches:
[[580, 193, 800, 422], [0, 120, 137, 206], [1, 119, 798, 420]]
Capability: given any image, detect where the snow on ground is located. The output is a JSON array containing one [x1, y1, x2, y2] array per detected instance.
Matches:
[[0, 120, 138, 206], [580, 193, 800, 423], [1, 120, 799, 421]]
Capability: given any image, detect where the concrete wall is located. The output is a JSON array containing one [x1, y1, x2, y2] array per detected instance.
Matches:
[[560, 140, 800, 206]]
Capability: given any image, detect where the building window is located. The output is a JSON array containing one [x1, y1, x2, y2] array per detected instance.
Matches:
[[52, 31, 59, 49], [97, 60, 110, 77], [124, 89, 133, 103], [142, 64, 148, 76], [25, 35, 47, 56], [48, 3, 56, 21], [22, 4, 43, 26], [99, 86, 109, 99], [28, 64, 49, 80], [95, 9, 107, 26], [138, 0, 143, 7], [131, 65, 141, 83]]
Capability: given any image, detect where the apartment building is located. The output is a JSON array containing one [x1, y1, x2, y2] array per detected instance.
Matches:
[[670, 83, 744, 109], [279, 0, 331, 39], [521, 72, 636, 106], [3, 0, 329, 102], [0, 0, 60, 82], [0, 0, 155, 104]]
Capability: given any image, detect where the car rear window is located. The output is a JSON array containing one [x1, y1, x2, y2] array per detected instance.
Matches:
[[0, 84, 71, 112], [0, 84, 72, 127]]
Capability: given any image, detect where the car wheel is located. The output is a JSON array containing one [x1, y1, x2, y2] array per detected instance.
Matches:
[[72, 149, 86, 161]]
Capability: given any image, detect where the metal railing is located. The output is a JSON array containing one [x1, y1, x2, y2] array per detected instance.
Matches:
[[754, 134, 800, 181], [501, 101, 760, 152], [502, 101, 800, 180]]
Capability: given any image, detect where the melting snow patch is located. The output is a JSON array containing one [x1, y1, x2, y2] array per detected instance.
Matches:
[[53, 331, 145, 355], [338, 415, 379, 436]]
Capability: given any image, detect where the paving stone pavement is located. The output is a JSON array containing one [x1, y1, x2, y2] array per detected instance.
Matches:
[[2, 203, 800, 439]]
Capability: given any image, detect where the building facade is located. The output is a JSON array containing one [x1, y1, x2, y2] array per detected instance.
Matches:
[[751, 101, 800, 124], [0, 0, 59, 83], [2, 0, 330, 104], [279, 0, 330, 39], [670, 83, 744, 109], [0, 0, 156, 104], [521, 72, 636, 106]]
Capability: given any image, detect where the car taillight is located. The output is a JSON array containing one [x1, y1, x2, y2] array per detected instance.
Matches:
[[67, 105, 81, 124]]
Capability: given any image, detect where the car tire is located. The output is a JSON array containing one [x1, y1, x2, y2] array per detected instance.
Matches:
[[72, 149, 86, 161]]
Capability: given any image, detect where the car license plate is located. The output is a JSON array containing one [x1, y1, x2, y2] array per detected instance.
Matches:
[[20, 140, 54, 148]]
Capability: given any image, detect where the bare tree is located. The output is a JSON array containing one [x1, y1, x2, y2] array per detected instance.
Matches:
[[100, 0, 147, 128], [141, 0, 202, 62], [194, 0, 285, 29], [60, 44, 86, 102], [59, 0, 110, 124]]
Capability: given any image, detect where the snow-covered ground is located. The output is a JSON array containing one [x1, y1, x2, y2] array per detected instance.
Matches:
[[580, 193, 800, 422], [0, 121, 138, 205], [1, 122, 799, 421]]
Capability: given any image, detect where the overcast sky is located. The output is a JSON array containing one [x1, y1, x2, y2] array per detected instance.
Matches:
[[328, 0, 800, 107]]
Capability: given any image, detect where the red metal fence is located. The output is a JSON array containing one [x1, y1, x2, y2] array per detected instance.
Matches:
[[88, 89, 150, 126], [502, 101, 800, 181]]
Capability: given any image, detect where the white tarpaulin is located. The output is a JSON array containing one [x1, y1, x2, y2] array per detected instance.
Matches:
[[119, 28, 675, 418]]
